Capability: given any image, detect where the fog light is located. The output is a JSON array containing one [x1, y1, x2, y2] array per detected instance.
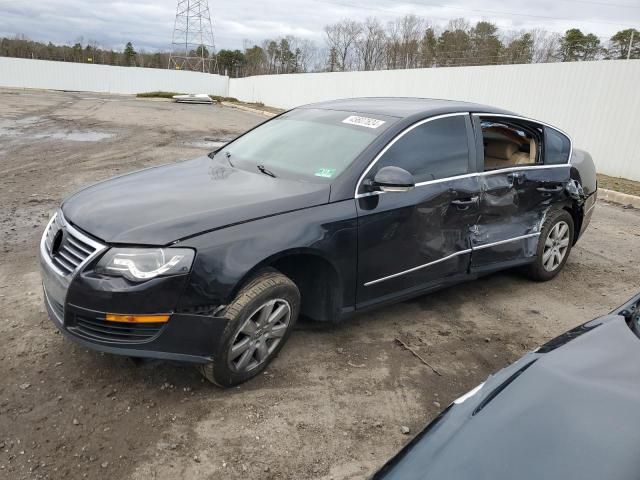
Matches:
[[105, 314, 170, 324]]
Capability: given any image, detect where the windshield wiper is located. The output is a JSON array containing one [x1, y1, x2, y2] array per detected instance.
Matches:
[[257, 164, 276, 178]]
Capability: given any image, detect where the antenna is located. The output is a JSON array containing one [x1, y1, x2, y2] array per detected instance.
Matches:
[[168, 0, 216, 73]]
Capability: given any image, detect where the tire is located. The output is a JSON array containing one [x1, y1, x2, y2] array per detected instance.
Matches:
[[525, 209, 574, 281], [198, 269, 300, 387]]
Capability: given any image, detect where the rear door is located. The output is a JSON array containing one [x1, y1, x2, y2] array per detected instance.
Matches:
[[470, 115, 571, 271], [355, 113, 480, 308]]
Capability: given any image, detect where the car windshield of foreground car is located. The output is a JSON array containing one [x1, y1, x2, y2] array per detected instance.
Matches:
[[216, 108, 395, 182]]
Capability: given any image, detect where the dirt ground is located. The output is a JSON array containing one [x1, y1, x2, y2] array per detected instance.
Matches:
[[1, 89, 639, 480], [597, 173, 640, 197]]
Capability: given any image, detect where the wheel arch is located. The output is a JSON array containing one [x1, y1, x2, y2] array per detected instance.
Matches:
[[231, 248, 343, 323], [562, 203, 583, 245]]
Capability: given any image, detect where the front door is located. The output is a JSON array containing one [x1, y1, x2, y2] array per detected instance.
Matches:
[[355, 113, 479, 308]]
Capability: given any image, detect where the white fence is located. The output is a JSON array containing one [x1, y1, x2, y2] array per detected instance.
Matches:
[[229, 60, 640, 181], [0, 57, 228, 96], [1, 57, 639, 180]]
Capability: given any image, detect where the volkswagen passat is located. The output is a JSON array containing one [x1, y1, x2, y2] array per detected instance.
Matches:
[[39, 98, 597, 386]]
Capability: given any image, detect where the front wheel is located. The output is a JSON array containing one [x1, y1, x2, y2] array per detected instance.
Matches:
[[199, 269, 300, 387], [525, 209, 574, 281]]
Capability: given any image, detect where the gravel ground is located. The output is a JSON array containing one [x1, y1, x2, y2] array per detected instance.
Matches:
[[1, 89, 639, 480]]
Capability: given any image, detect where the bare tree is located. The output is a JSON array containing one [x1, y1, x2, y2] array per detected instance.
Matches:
[[287, 36, 319, 72], [398, 15, 423, 68], [530, 29, 561, 63], [325, 19, 362, 71], [356, 17, 387, 71]]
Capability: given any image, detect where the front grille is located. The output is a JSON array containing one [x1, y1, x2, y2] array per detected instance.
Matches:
[[43, 213, 103, 276], [72, 315, 165, 343]]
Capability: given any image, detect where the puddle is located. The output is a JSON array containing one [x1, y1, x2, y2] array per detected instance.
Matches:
[[184, 140, 225, 149], [33, 131, 114, 142], [0, 116, 43, 130], [0, 117, 114, 142]]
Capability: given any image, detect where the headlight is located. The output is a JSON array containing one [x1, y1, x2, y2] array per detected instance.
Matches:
[[95, 248, 195, 282]]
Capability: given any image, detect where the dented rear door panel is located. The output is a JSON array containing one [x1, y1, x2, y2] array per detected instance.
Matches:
[[470, 165, 572, 270]]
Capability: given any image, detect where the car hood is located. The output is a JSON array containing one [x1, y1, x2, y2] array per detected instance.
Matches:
[[62, 156, 331, 245], [375, 301, 640, 480]]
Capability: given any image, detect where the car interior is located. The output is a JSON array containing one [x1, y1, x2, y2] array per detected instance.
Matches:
[[481, 120, 542, 170]]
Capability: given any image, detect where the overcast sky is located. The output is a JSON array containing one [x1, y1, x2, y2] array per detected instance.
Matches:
[[1, 0, 638, 51]]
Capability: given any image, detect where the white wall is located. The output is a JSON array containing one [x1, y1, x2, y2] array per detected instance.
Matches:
[[1, 57, 638, 180], [0, 57, 229, 96], [229, 60, 640, 181]]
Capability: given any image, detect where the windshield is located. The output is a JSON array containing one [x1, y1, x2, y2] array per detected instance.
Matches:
[[217, 108, 394, 183]]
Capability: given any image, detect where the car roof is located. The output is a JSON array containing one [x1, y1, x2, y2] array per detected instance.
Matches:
[[299, 97, 516, 119]]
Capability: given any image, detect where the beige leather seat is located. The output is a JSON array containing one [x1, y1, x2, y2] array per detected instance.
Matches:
[[484, 140, 533, 169], [484, 141, 519, 169]]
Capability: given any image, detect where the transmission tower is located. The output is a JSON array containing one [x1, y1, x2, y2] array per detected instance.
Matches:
[[168, 0, 216, 73]]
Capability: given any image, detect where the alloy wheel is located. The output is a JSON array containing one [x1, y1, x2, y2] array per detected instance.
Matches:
[[542, 220, 570, 272], [228, 298, 291, 373]]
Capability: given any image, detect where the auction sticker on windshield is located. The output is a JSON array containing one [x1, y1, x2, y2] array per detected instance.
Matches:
[[342, 116, 386, 129]]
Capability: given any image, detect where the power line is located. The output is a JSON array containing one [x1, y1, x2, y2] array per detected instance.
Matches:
[[313, 0, 637, 30], [556, 0, 640, 9]]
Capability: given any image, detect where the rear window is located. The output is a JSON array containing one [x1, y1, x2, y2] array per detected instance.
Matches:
[[545, 127, 571, 164]]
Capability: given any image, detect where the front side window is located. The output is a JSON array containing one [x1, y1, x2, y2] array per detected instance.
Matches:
[[370, 115, 470, 184], [217, 109, 394, 183], [480, 118, 542, 171]]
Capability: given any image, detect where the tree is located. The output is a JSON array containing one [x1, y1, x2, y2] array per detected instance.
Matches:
[[325, 19, 362, 71], [244, 44, 266, 76], [123, 41, 137, 66], [504, 32, 534, 64], [530, 29, 561, 63], [436, 19, 471, 66], [558, 29, 601, 61], [419, 27, 437, 68], [582, 33, 602, 61], [216, 49, 246, 77], [608, 29, 640, 59], [397, 15, 423, 69], [326, 47, 339, 72], [72, 42, 83, 62], [190, 45, 209, 58], [469, 21, 502, 65], [356, 17, 387, 71]]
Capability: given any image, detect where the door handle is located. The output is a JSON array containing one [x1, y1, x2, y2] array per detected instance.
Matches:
[[451, 196, 479, 208], [536, 185, 564, 193], [507, 172, 524, 186]]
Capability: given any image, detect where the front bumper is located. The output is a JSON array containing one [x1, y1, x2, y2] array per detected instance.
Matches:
[[43, 286, 228, 363], [40, 214, 229, 364]]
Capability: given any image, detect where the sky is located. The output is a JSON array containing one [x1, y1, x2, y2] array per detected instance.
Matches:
[[0, 0, 638, 52]]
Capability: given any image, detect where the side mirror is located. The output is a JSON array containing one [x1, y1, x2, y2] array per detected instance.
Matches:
[[368, 166, 415, 193]]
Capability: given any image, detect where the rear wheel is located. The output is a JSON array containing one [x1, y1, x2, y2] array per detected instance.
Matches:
[[526, 209, 574, 281], [199, 269, 300, 387]]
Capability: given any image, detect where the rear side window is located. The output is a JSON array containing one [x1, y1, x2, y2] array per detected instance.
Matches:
[[372, 115, 470, 183], [479, 117, 542, 171], [545, 127, 571, 164]]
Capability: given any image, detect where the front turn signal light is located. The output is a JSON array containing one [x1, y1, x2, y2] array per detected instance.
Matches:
[[105, 313, 170, 324]]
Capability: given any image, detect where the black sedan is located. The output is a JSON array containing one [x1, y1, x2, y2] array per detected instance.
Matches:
[[373, 292, 640, 480], [39, 98, 597, 386]]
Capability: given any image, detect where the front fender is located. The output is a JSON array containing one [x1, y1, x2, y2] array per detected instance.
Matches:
[[175, 200, 358, 314]]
